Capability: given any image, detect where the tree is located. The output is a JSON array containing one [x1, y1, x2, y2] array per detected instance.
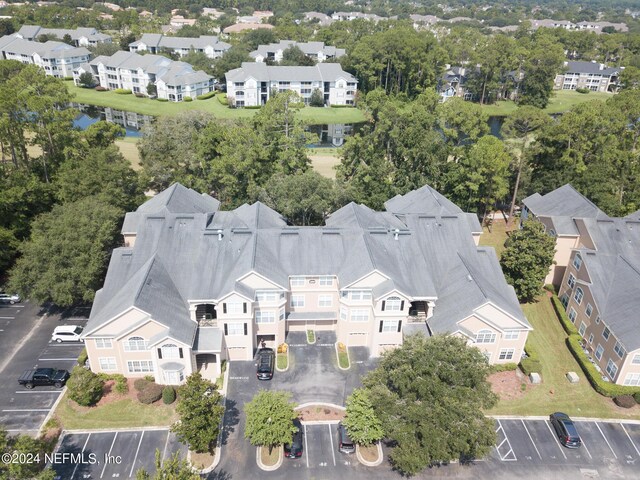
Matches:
[[500, 220, 557, 301], [244, 390, 299, 454], [181, 51, 214, 75], [362, 334, 497, 476], [342, 388, 383, 446], [437, 97, 489, 154], [62, 33, 74, 46], [119, 33, 136, 51], [0, 227, 19, 273], [146, 83, 157, 97], [279, 45, 315, 66], [309, 88, 324, 107], [620, 66, 640, 90], [78, 71, 95, 88], [518, 35, 565, 108], [243, 28, 278, 50], [66, 366, 105, 406], [502, 106, 551, 224], [7, 197, 123, 306], [0, 18, 14, 37], [88, 42, 120, 57], [83, 121, 126, 149], [136, 450, 199, 480], [212, 46, 251, 82], [172, 373, 224, 454], [6, 435, 48, 479]]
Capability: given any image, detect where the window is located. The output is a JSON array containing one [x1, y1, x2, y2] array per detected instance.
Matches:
[[279, 307, 285, 321], [226, 322, 244, 335], [319, 276, 332, 286], [560, 294, 569, 308], [579, 322, 586, 336], [255, 311, 275, 324], [348, 290, 372, 301], [606, 359, 618, 379], [633, 354, 640, 365], [290, 277, 305, 287], [99, 357, 117, 371], [124, 336, 147, 351], [595, 315, 600, 325], [475, 330, 496, 344], [567, 273, 576, 289], [568, 308, 577, 324], [504, 331, 520, 340], [383, 296, 402, 311], [573, 254, 582, 271], [585, 303, 593, 318], [95, 338, 112, 349], [256, 291, 278, 302], [127, 360, 154, 373], [234, 82, 244, 88], [381, 320, 399, 332], [614, 341, 625, 358], [160, 344, 180, 359], [588, 333, 594, 344], [290, 295, 305, 307], [350, 309, 369, 322], [226, 302, 245, 314], [318, 295, 332, 307], [623, 373, 640, 386], [595, 344, 604, 360], [499, 349, 515, 360], [573, 288, 584, 305], [603, 326, 610, 340], [340, 307, 347, 321]]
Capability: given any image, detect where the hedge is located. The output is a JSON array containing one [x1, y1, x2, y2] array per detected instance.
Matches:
[[197, 91, 216, 100], [217, 93, 228, 105], [489, 362, 519, 374], [551, 296, 579, 335], [330, 104, 354, 108], [137, 382, 163, 404], [634, 392, 640, 404], [244, 105, 261, 109], [183, 96, 193, 102], [134, 378, 150, 392], [519, 343, 542, 376], [114, 88, 132, 94], [157, 98, 169, 102], [77, 348, 88, 367]]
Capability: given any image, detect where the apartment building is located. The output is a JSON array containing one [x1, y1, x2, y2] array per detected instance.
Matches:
[[249, 40, 345, 63], [73, 51, 214, 101], [82, 183, 530, 385], [554, 61, 622, 93], [15, 25, 112, 46], [529, 19, 628, 33], [0, 35, 90, 77], [129, 34, 231, 59], [225, 62, 357, 107]]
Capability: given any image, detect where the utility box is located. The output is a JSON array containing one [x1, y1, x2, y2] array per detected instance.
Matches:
[[530, 372, 542, 384], [566, 372, 580, 383]]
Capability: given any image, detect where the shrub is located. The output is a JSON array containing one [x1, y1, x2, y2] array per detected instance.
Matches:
[[157, 98, 169, 102], [77, 348, 88, 367], [613, 395, 636, 408], [134, 378, 150, 392], [162, 386, 176, 404], [634, 391, 640, 404], [183, 96, 193, 102], [551, 296, 578, 335], [489, 362, 518, 373], [67, 366, 104, 406], [95, 86, 107, 91], [197, 91, 216, 100], [330, 104, 353, 108], [217, 93, 228, 105], [114, 88, 132, 94], [144, 375, 155, 382], [576, 87, 590, 94], [113, 374, 128, 394], [519, 343, 542, 376], [137, 382, 163, 404], [245, 105, 261, 109], [134, 92, 145, 98]]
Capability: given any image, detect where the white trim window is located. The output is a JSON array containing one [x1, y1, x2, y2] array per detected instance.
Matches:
[[124, 336, 147, 351], [504, 331, 519, 340], [279, 307, 285, 321], [226, 302, 244, 314], [567, 273, 576, 289], [319, 276, 333, 286], [483, 351, 492, 362], [290, 295, 305, 307], [595, 344, 604, 360], [318, 295, 332, 307], [606, 359, 618, 379], [613, 341, 625, 358], [290, 277, 305, 287], [633, 354, 640, 365], [350, 309, 369, 322], [623, 373, 640, 386], [227, 322, 244, 336], [381, 320, 399, 332], [161, 344, 180, 359], [585, 303, 593, 318], [475, 330, 496, 344], [588, 333, 594, 344], [579, 322, 586, 337], [256, 291, 279, 303], [95, 338, 112, 349], [498, 349, 515, 361], [384, 296, 402, 311], [127, 360, 154, 373], [602, 326, 610, 340], [595, 315, 600, 325], [568, 308, 577, 323], [560, 293, 569, 308], [99, 357, 117, 371], [340, 307, 347, 321], [346, 290, 372, 301], [255, 311, 275, 324], [573, 254, 582, 271], [573, 287, 584, 305]]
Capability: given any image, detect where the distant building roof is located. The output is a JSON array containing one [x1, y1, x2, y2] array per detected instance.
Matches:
[[226, 62, 356, 83], [249, 40, 345, 60], [223, 23, 274, 34]]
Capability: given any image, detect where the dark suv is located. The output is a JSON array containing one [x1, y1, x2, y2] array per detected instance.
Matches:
[[549, 412, 582, 448], [284, 419, 303, 458], [337, 422, 355, 454], [256, 348, 275, 380]]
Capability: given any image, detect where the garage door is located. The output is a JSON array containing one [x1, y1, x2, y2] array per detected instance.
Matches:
[[287, 321, 307, 332], [315, 320, 336, 331], [348, 332, 368, 347], [227, 346, 248, 361]]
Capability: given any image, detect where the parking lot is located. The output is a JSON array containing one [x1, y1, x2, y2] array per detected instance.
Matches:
[[52, 429, 188, 479], [0, 302, 87, 433]]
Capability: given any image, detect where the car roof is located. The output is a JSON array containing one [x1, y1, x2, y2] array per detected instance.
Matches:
[[54, 325, 83, 332]]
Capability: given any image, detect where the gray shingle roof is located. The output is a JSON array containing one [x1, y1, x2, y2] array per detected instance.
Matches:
[[226, 62, 356, 83], [130, 34, 230, 52], [249, 40, 345, 60], [565, 61, 620, 76], [384, 184, 463, 215], [522, 184, 608, 224], [0, 37, 89, 58], [193, 327, 222, 351]]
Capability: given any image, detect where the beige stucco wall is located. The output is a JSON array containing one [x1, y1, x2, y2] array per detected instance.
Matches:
[[89, 308, 148, 336], [546, 235, 579, 285], [459, 313, 528, 363], [618, 348, 640, 386], [475, 304, 525, 329]]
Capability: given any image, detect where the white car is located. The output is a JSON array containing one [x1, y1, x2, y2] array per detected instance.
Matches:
[[51, 325, 84, 343], [0, 293, 20, 304]]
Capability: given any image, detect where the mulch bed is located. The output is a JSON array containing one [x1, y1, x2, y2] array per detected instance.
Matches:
[[487, 369, 533, 401], [297, 405, 345, 421], [358, 444, 379, 462]]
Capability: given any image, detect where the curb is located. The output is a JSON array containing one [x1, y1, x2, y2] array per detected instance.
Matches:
[[295, 402, 346, 411], [201, 362, 231, 473], [307, 329, 316, 345], [39, 386, 67, 437], [356, 442, 383, 467], [256, 445, 283, 471], [490, 415, 640, 424], [335, 342, 351, 370], [276, 346, 289, 372]]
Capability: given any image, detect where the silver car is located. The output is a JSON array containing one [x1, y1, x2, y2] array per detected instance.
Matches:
[[0, 294, 21, 304]]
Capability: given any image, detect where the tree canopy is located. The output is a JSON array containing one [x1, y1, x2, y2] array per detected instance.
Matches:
[[244, 390, 299, 454]]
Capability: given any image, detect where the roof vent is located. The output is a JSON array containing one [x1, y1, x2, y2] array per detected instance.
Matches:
[[216, 229, 223, 241], [466, 274, 473, 282], [393, 228, 400, 240]]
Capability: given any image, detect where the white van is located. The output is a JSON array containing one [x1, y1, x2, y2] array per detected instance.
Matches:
[[51, 325, 84, 343]]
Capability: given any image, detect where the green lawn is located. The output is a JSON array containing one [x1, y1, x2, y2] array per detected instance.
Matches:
[[277, 352, 288, 370], [68, 84, 366, 124], [478, 217, 510, 259], [114, 137, 141, 170], [488, 294, 640, 419], [480, 90, 614, 116]]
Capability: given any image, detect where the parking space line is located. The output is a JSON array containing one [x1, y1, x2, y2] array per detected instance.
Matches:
[[100, 432, 117, 478], [595, 422, 618, 459], [544, 420, 567, 459], [38, 358, 78, 361], [327, 424, 336, 466], [71, 433, 91, 480], [580, 437, 593, 459], [521, 420, 542, 460], [2, 408, 50, 412], [15, 390, 61, 394], [620, 423, 640, 456], [494, 420, 516, 461], [161, 430, 170, 465], [0, 316, 15, 319], [304, 424, 309, 468], [129, 430, 145, 477]]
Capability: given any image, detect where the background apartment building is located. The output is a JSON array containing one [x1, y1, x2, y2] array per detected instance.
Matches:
[[554, 61, 622, 93], [129, 34, 230, 59], [249, 40, 345, 63]]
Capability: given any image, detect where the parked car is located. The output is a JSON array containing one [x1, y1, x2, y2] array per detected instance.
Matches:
[[256, 348, 275, 380], [284, 419, 303, 458], [0, 293, 21, 304], [51, 325, 84, 343], [18, 368, 70, 389], [549, 412, 582, 448], [337, 422, 356, 454]]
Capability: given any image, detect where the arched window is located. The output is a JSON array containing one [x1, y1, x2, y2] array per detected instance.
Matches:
[[124, 336, 147, 351], [574, 287, 584, 305], [160, 343, 180, 359], [383, 296, 402, 311], [475, 330, 496, 344]]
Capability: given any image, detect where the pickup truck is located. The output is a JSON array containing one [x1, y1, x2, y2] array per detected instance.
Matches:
[[18, 368, 70, 389]]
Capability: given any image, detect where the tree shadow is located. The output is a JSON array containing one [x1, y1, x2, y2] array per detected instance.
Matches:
[[207, 469, 233, 480], [220, 398, 239, 446]]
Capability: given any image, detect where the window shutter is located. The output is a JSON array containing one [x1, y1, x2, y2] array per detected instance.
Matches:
[[379, 321, 383, 333], [244, 323, 248, 335], [223, 303, 227, 314], [224, 324, 228, 335], [179, 348, 183, 359], [381, 301, 386, 311], [400, 300, 405, 311], [157, 348, 162, 359], [397, 320, 402, 333], [243, 303, 247, 313]]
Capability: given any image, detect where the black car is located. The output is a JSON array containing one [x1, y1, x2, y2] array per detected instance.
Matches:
[[284, 419, 303, 458], [256, 348, 275, 380], [18, 368, 70, 389], [549, 412, 582, 448], [337, 422, 356, 454]]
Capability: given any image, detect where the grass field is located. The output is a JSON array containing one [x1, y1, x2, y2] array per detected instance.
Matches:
[[478, 217, 512, 259], [308, 149, 341, 179], [480, 90, 613, 116], [68, 85, 366, 124], [114, 137, 141, 170]]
